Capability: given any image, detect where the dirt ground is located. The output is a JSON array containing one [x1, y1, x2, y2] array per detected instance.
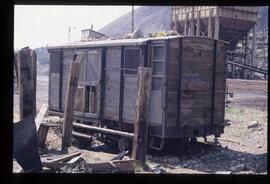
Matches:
[[13, 77, 268, 174]]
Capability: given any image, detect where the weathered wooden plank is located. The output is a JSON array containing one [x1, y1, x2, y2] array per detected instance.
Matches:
[[74, 86, 84, 112], [18, 47, 37, 120], [104, 106, 119, 120], [49, 73, 60, 110], [180, 98, 224, 108], [41, 151, 81, 164], [123, 75, 138, 122], [104, 47, 121, 122], [132, 67, 152, 164], [61, 55, 82, 153], [35, 104, 48, 131], [43, 159, 137, 173], [37, 125, 49, 147]]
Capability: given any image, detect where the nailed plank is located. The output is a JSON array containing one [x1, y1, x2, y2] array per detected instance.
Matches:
[[41, 151, 82, 164], [132, 67, 152, 164], [42, 159, 137, 173], [41, 122, 62, 127], [35, 104, 48, 131], [18, 47, 37, 120], [37, 125, 49, 147], [61, 55, 82, 153]]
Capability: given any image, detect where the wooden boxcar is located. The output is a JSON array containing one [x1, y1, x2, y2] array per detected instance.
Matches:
[[47, 36, 227, 150]]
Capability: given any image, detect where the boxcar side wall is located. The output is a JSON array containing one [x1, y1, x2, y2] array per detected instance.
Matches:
[[47, 36, 226, 139]]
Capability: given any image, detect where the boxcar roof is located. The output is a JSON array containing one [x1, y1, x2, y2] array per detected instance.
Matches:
[[47, 36, 227, 50]]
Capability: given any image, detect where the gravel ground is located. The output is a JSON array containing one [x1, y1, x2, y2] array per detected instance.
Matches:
[[13, 77, 267, 174]]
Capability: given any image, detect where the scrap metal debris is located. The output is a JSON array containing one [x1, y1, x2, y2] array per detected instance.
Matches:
[[13, 115, 42, 172]]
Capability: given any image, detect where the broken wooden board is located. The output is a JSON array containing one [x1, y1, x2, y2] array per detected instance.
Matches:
[[41, 151, 81, 164], [42, 159, 137, 173], [111, 150, 129, 161], [37, 122, 61, 147], [35, 104, 48, 131], [37, 125, 49, 147], [36, 104, 49, 147]]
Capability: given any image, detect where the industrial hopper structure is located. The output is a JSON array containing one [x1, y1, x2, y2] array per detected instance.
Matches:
[[171, 6, 264, 79]]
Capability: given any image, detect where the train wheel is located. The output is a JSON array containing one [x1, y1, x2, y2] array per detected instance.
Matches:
[[178, 137, 188, 155], [189, 137, 197, 144], [118, 137, 131, 152]]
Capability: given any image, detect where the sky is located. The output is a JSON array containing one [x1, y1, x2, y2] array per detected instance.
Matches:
[[14, 5, 139, 49]]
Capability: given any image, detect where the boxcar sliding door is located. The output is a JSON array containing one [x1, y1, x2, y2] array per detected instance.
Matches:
[[122, 47, 143, 123], [149, 44, 165, 132], [75, 49, 102, 118], [49, 50, 62, 111]]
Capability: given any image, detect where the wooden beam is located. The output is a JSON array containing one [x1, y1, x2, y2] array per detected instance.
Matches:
[[184, 19, 188, 35], [14, 52, 19, 91], [131, 67, 152, 165], [226, 61, 267, 75], [190, 20, 195, 36], [251, 25, 256, 79], [41, 151, 81, 164], [61, 55, 82, 153], [196, 12, 200, 36], [42, 159, 137, 173], [37, 126, 49, 147], [35, 104, 48, 131], [214, 16, 219, 39], [18, 47, 37, 120], [208, 10, 212, 38]]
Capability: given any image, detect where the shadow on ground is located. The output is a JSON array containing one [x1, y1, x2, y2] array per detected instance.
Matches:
[[147, 141, 267, 174]]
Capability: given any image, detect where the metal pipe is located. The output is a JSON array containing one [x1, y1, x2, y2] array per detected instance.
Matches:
[[73, 122, 134, 139], [251, 25, 256, 79], [72, 130, 93, 140]]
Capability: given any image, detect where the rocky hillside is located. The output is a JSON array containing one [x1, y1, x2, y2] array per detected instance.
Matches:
[[99, 6, 172, 38]]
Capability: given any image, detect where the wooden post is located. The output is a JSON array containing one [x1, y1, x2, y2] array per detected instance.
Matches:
[[131, 67, 152, 165], [251, 26, 256, 79], [35, 104, 49, 146], [244, 34, 249, 79], [190, 7, 195, 36], [196, 11, 200, 36], [208, 10, 212, 38], [14, 52, 19, 91], [61, 55, 82, 153], [18, 47, 36, 120], [214, 16, 219, 39], [184, 19, 188, 35], [190, 20, 195, 36]]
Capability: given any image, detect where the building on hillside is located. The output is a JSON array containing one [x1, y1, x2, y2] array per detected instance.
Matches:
[[81, 29, 108, 41]]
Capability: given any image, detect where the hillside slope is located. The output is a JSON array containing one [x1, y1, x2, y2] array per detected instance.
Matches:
[[99, 6, 171, 38]]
